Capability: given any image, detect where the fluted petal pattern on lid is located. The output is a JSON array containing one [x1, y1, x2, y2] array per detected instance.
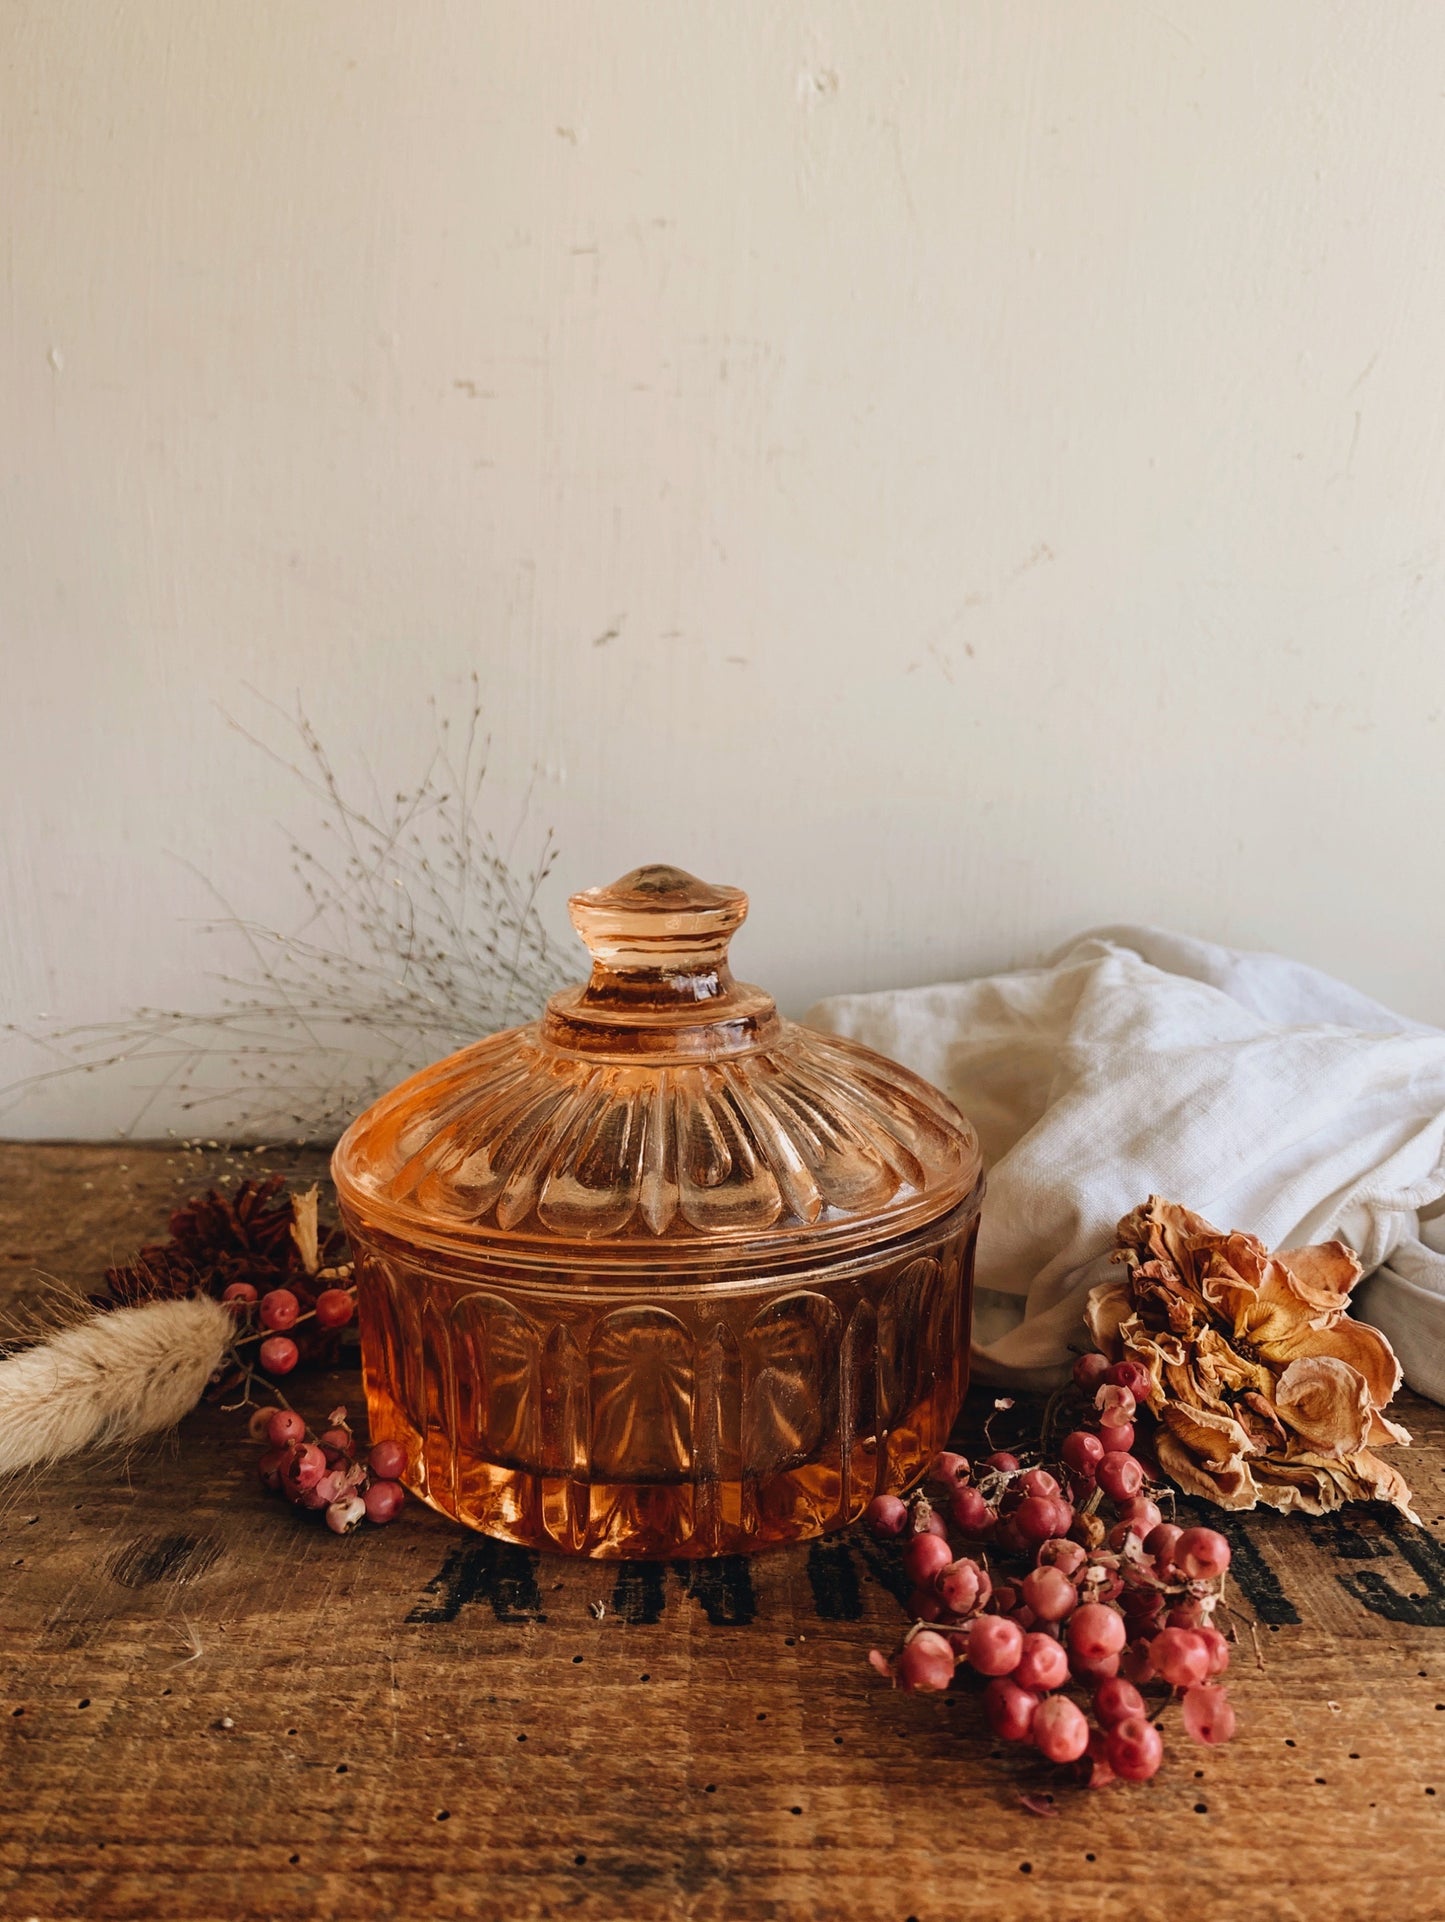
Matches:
[[334, 865, 981, 1267], [337, 1023, 979, 1261]]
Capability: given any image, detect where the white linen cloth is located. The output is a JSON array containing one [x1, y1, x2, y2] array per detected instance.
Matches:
[[806, 928, 1445, 1401]]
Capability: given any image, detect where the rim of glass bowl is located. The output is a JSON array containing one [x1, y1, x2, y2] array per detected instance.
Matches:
[[330, 1029, 984, 1277], [333, 1177, 986, 1291]]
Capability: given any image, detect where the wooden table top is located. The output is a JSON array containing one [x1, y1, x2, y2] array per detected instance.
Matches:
[[2, 1142, 1444, 1922]]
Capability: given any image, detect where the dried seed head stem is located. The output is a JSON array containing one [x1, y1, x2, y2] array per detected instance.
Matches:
[[2, 684, 569, 1142]]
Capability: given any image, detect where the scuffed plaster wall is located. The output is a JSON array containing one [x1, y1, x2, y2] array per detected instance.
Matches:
[[4, 2, 1445, 1135]]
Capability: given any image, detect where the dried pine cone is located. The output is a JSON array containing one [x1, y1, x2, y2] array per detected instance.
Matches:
[[100, 1177, 351, 1377]]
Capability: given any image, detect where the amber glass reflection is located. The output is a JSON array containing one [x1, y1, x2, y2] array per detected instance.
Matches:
[[353, 1206, 977, 1557], [335, 863, 984, 1558]]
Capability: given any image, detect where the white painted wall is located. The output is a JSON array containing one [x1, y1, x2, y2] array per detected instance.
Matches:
[[5, 1, 1445, 1137]]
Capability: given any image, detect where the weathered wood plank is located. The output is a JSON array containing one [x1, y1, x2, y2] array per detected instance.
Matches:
[[2, 1144, 1444, 1921]]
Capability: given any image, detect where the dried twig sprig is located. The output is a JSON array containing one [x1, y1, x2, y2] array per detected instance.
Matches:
[[2, 684, 569, 1141]]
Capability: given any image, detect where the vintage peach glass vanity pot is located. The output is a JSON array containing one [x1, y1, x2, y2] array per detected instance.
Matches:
[[332, 865, 984, 1558]]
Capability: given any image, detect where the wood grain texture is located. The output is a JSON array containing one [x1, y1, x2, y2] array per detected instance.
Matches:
[[2, 1143, 1444, 1921]]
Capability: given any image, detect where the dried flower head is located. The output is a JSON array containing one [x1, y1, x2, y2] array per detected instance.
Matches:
[[1086, 1196, 1417, 1521]]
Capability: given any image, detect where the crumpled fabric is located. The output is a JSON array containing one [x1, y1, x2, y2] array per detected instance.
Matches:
[[806, 927, 1445, 1398]]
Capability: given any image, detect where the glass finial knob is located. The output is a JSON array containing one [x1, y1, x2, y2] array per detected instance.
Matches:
[[568, 865, 747, 977]]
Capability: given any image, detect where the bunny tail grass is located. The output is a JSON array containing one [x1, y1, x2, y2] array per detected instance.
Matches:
[[0, 1295, 233, 1476]]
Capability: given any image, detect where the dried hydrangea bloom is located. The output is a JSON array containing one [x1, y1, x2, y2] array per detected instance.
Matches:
[[1086, 1197, 1417, 1521]]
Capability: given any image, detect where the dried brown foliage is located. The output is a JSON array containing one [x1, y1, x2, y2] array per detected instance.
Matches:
[[1088, 1196, 1417, 1521]]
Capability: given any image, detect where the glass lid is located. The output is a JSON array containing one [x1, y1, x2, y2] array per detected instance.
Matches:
[[332, 864, 982, 1268]]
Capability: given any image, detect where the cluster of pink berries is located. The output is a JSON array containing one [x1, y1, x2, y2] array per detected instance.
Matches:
[[250, 1403, 407, 1535], [222, 1279, 355, 1375], [864, 1352, 1236, 1787]]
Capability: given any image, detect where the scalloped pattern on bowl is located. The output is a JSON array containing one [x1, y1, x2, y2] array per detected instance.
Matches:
[[354, 1202, 978, 1557]]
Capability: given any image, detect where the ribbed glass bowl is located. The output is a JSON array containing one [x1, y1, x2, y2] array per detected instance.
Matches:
[[333, 865, 984, 1558]]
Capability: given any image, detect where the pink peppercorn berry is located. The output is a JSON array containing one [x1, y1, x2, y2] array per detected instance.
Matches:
[[864, 1494, 909, 1537], [256, 1447, 288, 1491], [1173, 1525, 1232, 1580], [1021, 1564, 1077, 1623], [364, 1479, 406, 1524], [929, 1450, 971, 1487], [1036, 1538, 1087, 1577], [1150, 1626, 1213, 1689], [1182, 1684, 1237, 1746], [966, 1615, 1024, 1677], [314, 1288, 354, 1330], [894, 1630, 956, 1693], [258, 1335, 299, 1375], [1122, 1588, 1165, 1633], [983, 1677, 1041, 1743], [1106, 1359, 1153, 1402], [1116, 1496, 1162, 1533], [1014, 1631, 1070, 1694], [1096, 1452, 1145, 1502], [1032, 1694, 1090, 1764], [259, 1287, 299, 1331], [1072, 1352, 1110, 1392], [1106, 1714, 1164, 1781], [1013, 1495, 1071, 1545], [266, 1408, 306, 1448], [280, 1442, 326, 1499], [1144, 1521, 1182, 1568], [326, 1492, 368, 1535], [936, 1557, 991, 1616], [1095, 1383, 1136, 1426], [368, 1439, 408, 1481], [950, 1486, 995, 1536], [1067, 1602, 1127, 1665], [1195, 1626, 1231, 1676], [222, 1282, 258, 1308], [1094, 1675, 1147, 1727], [1061, 1430, 1105, 1475], [1118, 1640, 1156, 1687], [1016, 1468, 1061, 1501], [902, 1531, 954, 1586]]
